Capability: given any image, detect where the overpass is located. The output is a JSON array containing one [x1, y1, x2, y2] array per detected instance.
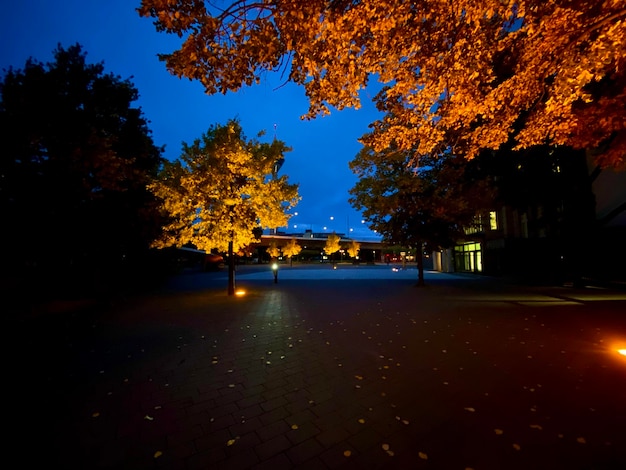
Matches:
[[261, 232, 383, 250], [259, 232, 384, 262]]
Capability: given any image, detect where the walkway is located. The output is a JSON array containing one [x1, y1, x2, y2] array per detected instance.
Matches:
[[11, 265, 626, 469]]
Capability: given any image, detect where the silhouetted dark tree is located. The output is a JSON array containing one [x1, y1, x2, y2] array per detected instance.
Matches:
[[0, 44, 164, 298], [350, 141, 494, 286]]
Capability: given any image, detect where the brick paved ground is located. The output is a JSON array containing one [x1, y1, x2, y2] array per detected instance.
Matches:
[[10, 265, 626, 469]]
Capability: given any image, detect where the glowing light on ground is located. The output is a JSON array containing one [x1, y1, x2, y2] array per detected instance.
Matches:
[[235, 289, 246, 296]]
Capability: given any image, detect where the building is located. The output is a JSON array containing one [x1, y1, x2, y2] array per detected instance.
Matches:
[[434, 147, 626, 285]]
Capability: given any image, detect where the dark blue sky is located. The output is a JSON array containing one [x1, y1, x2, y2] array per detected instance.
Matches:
[[1, 0, 382, 240]]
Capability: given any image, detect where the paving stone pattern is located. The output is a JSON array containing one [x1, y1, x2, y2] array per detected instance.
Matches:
[[10, 266, 626, 469]]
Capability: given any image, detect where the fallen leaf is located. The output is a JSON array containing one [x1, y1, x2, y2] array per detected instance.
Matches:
[[291, 424, 299, 430], [464, 407, 476, 412], [513, 443, 521, 451], [358, 419, 365, 424], [144, 415, 154, 421], [494, 429, 504, 435], [343, 450, 352, 457], [419, 452, 428, 460], [227, 439, 236, 446], [382, 444, 390, 451], [154, 451, 163, 458], [577, 437, 586, 444], [530, 424, 543, 430]]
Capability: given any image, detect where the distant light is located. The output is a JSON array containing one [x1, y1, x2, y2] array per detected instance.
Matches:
[[330, 216, 334, 220], [618, 349, 626, 357], [235, 289, 246, 296]]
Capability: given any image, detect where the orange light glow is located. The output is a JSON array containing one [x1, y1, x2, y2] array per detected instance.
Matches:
[[618, 349, 626, 357], [235, 289, 246, 296]]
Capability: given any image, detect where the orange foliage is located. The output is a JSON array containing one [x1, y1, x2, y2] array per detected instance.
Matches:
[[139, 1, 626, 169]]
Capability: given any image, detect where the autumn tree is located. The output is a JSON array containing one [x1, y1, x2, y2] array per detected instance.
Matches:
[[347, 240, 361, 260], [151, 119, 299, 294], [139, 1, 626, 169], [0, 44, 164, 297], [323, 232, 342, 265], [350, 141, 494, 285], [282, 238, 302, 265], [267, 241, 281, 259]]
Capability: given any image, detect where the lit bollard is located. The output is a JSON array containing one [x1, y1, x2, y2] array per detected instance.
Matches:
[[272, 262, 278, 283]]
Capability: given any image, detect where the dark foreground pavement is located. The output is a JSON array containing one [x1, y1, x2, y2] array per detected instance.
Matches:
[[10, 265, 626, 469]]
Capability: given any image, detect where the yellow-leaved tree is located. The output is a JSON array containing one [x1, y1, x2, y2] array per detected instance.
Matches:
[[347, 240, 361, 260], [282, 238, 302, 265], [323, 233, 341, 265], [139, 0, 625, 169], [151, 119, 299, 294], [267, 241, 281, 260]]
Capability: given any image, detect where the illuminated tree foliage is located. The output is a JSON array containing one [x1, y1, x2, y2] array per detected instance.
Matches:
[[152, 119, 298, 252], [282, 238, 302, 259], [324, 232, 341, 264], [267, 241, 281, 258], [151, 119, 299, 293], [350, 141, 494, 285], [139, 0, 626, 169], [347, 240, 361, 259]]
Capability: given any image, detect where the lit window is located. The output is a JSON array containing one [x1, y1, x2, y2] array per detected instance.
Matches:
[[489, 211, 498, 230]]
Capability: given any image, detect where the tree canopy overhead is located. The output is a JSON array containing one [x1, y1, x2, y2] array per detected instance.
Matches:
[[139, 1, 626, 169]]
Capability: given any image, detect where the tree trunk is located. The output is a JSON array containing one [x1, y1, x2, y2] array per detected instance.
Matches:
[[228, 238, 235, 295], [416, 245, 425, 287]]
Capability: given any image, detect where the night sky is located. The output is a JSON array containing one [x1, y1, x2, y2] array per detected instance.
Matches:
[[1, 0, 383, 240]]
